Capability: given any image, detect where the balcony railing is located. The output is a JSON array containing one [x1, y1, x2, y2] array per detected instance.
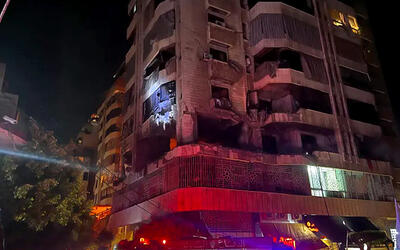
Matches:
[[111, 153, 393, 213]]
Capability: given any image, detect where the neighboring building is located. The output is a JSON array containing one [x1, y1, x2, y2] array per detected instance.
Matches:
[[93, 78, 125, 207], [105, 0, 398, 248], [65, 122, 99, 200], [0, 63, 25, 148]]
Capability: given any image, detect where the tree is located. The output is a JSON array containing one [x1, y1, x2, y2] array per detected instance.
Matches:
[[0, 120, 95, 250]]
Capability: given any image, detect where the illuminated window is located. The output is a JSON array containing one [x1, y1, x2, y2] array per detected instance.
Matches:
[[307, 166, 347, 198], [391, 229, 397, 249], [348, 15, 360, 34], [330, 9, 345, 27]]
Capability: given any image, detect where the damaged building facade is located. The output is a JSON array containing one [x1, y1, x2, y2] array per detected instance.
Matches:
[[101, 0, 399, 248]]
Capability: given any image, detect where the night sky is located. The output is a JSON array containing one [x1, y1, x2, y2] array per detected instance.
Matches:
[[0, 0, 398, 143], [0, 0, 128, 143]]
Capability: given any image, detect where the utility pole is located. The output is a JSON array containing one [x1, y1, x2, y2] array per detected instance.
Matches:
[[0, 0, 11, 23]]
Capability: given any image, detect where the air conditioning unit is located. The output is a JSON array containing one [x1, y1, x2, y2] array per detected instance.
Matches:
[[203, 52, 213, 61]]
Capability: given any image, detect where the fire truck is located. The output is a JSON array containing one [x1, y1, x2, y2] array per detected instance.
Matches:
[[115, 215, 294, 250]]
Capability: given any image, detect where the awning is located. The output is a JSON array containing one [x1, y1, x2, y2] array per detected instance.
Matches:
[[303, 216, 391, 247], [260, 223, 327, 249], [303, 216, 348, 243]]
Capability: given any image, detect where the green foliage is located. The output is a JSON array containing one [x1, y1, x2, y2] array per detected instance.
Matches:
[[0, 121, 95, 249]]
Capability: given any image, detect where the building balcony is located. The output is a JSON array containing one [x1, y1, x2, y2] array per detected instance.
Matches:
[[209, 60, 243, 84], [264, 108, 382, 138], [142, 66, 176, 101], [209, 0, 234, 13], [127, 16, 137, 44], [254, 67, 375, 105], [103, 131, 121, 145], [249, 2, 322, 58], [143, 31, 176, 67], [103, 148, 120, 161], [125, 43, 136, 63], [143, 0, 174, 37], [208, 23, 237, 47], [110, 144, 393, 217], [104, 117, 122, 133], [108, 187, 395, 229]]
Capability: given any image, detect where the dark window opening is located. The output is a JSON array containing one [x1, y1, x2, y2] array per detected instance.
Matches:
[[209, 6, 229, 16], [380, 120, 397, 137], [340, 67, 371, 91], [297, 88, 331, 114], [105, 124, 120, 137], [242, 23, 248, 40], [106, 108, 122, 122], [248, 0, 314, 15], [347, 99, 379, 125], [212, 86, 231, 110], [144, 46, 175, 78], [240, 0, 248, 9], [122, 116, 134, 139], [254, 49, 303, 73], [198, 116, 242, 149], [301, 134, 317, 154], [123, 86, 134, 113], [262, 135, 278, 154], [208, 13, 225, 27], [258, 99, 272, 114], [210, 47, 228, 62], [279, 50, 303, 71], [83, 172, 89, 181], [269, 86, 332, 114]]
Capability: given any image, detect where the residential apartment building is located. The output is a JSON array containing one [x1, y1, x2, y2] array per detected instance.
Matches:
[[93, 78, 125, 206], [103, 0, 398, 248]]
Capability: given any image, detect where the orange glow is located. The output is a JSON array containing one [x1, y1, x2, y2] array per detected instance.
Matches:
[[273, 236, 296, 249], [170, 138, 177, 150], [139, 238, 150, 246], [306, 221, 319, 232], [140, 238, 150, 245], [90, 205, 112, 220], [279, 237, 296, 249]]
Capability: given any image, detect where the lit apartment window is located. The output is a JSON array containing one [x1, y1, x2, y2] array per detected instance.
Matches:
[[330, 9, 345, 27], [348, 15, 360, 34], [307, 165, 347, 198]]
